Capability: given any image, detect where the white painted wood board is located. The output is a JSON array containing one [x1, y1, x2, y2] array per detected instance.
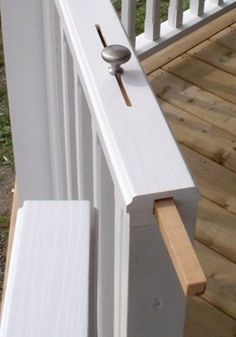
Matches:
[[0, 201, 91, 337], [55, 0, 198, 214], [1, 0, 54, 202]]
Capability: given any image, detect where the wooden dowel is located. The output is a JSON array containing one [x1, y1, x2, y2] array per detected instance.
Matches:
[[154, 198, 206, 296]]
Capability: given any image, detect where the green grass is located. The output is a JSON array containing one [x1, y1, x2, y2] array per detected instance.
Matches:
[[0, 24, 14, 170]]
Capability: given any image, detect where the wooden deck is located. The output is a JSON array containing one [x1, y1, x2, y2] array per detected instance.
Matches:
[[147, 23, 236, 337]]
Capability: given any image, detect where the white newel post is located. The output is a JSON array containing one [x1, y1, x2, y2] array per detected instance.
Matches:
[[1, 0, 55, 204]]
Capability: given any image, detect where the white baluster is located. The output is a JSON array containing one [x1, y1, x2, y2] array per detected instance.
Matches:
[[74, 73, 93, 202], [42, 3, 67, 199], [114, 191, 130, 337], [168, 0, 183, 28], [190, 0, 205, 16], [144, 0, 161, 41], [60, 32, 78, 200], [121, 0, 137, 46], [210, 0, 224, 5], [92, 127, 115, 337]]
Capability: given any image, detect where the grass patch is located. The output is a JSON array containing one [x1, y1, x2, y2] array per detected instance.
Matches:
[[0, 215, 9, 227], [0, 23, 14, 170]]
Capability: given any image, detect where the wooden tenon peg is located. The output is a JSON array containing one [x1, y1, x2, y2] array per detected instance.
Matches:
[[154, 198, 206, 297]]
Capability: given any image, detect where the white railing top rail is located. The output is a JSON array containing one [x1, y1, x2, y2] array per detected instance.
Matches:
[[55, 0, 197, 212]]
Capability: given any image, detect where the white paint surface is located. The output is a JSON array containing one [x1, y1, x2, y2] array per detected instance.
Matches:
[[0, 201, 91, 337]]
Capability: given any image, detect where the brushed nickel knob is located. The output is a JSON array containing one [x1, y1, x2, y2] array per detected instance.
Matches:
[[101, 45, 131, 75]]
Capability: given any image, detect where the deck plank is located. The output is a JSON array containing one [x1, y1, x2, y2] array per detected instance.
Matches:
[[194, 241, 236, 320], [163, 55, 236, 104], [181, 145, 236, 215], [210, 24, 236, 52], [196, 198, 236, 263], [188, 40, 236, 75], [159, 100, 236, 172], [184, 297, 236, 337], [149, 69, 236, 137]]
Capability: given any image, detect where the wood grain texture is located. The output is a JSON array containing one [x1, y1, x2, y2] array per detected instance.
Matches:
[[163, 55, 236, 104], [210, 24, 236, 52], [0, 201, 91, 337], [141, 9, 236, 73], [184, 297, 236, 337], [195, 241, 236, 320], [181, 145, 236, 215], [155, 199, 206, 296], [196, 198, 236, 263], [159, 100, 236, 172], [150, 69, 236, 137], [189, 39, 236, 76]]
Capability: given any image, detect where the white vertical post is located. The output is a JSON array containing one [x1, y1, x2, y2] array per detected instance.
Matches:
[[74, 73, 93, 203], [42, 1, 67, 199], [168, 0, 183, 28], [1, 0, 54, 204], [210, 0, 224, 5], [121, 0, 137, 46], [92, 127, 115, 337], [114, 191, 130, 337], [144, 0, 161, 41], [60, 32, 78, 200], [190, 0, 205, 16]]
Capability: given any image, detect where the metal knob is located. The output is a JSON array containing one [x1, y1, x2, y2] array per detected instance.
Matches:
[[101, 45, 131, 75]]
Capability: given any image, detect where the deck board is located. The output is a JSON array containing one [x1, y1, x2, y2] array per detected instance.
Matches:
[[163, 55, 236, 104], [150, 69, 236, 137], [210, 24, 236, 52], [148, 23, 236, 336], [182, 145, 236, 215], [160, 99, 236, 172], [196, 241, 236, 320], [197, 198, 236, 263], [188, 40, 236, 76], [184, 298, 236, 337]]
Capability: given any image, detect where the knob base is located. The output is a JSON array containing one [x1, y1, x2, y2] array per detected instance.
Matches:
[[108, 65, 123, 75]]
